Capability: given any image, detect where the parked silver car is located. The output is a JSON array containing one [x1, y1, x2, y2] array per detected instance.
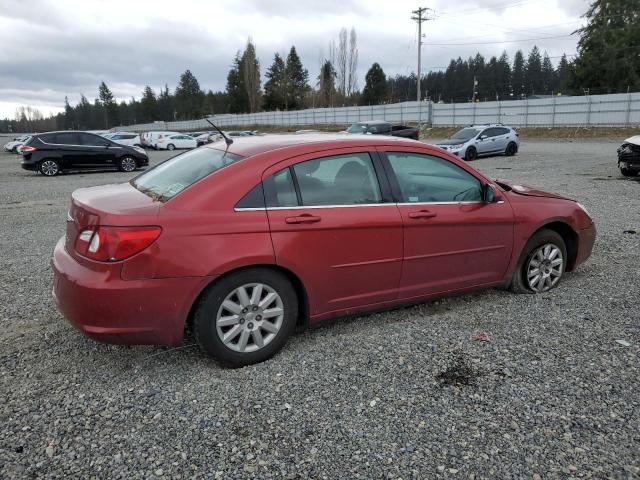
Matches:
[[434, 124, 520, 161]]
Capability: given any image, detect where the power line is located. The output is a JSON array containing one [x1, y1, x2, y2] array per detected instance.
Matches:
[[425, 33, 574, 46]]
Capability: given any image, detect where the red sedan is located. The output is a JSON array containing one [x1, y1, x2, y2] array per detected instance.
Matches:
[[52, 134, 596, 366]]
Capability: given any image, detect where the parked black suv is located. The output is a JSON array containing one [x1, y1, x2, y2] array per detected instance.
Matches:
[[21, 131, 149, 176]]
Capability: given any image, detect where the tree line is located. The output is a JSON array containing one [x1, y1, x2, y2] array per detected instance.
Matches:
[[2, 0, 638, 133]]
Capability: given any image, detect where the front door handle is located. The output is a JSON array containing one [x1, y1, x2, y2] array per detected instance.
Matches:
[[408, 210, 437, 219], [285, 214, 321, 224]]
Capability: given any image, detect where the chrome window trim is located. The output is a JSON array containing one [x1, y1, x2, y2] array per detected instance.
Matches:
[[234, 200, 503, 212], [38, 138, 113, 148]]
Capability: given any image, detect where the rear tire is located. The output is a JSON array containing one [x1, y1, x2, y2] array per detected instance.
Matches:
[[505, 142, 518, 156], [465, 146, 478, 161], [39, 159, 60, 176], [510, 229, 567, 294], [118, 156, 137, 172], [167, 144, 175, 151], [620, 167, 637, 177], [193, 268, 298, 367]]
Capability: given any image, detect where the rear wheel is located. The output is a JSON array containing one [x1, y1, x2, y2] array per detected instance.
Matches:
[[620, 167, 637, 177], [505, 142, 518, 156], [510, 229, 567, 294], [194, 268, 298, 366], [465, 146, 478, 161], [167, 143, 175, 151], [118, 156, 137, 172], [39, 159, 60, 176]]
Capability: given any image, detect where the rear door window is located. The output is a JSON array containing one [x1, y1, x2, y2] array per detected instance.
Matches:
[[264, 168, 298, 208], [291, 153, 382, 206], [54, 133, 81, 145]]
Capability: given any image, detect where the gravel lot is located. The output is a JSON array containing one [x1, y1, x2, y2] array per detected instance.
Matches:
[[0, 137, 639, 479]]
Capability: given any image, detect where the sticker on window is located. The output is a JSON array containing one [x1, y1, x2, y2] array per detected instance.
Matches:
[[409, 196, 419, 202]]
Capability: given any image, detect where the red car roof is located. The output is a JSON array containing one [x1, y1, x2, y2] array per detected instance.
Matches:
[[204, 133, 423, 158]]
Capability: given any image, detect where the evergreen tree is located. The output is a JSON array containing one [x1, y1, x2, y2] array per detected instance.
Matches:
[[63, 96, 74, 129], [317, 59, 337, 107], [98, 81, 118, 127], [175, 70, 204, 119], [226, 53, 248, 113], [285, 46, 309, 110], [541, 52, 556, 94], [360, 63, 388, 105], [570, 0, 640, 93], [241, 39, 261, 113], [76, 95, 91, 129], [157, 84, 174, 120], [140, 86, 158, 122], [512, 50, 526, 98], [525, 46, 543, 95], [263, 53, 287, 110], [556, 54, 573, 94], [496, 51, 512, 99]]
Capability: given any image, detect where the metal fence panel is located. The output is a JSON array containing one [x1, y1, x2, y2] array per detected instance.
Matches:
[[117, 93, 640, 132]]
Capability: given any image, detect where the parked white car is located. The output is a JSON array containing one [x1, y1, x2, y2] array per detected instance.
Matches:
[[434, 124, 520, 161], [108, 132, 142, 147], [4, 135, 32, 153], [141, 131, 181, 149], [156, 134, 197, 150]]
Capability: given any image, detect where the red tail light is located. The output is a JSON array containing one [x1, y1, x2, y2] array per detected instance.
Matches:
[[75, 226, 161, 262], [21, 145, 37, 153]]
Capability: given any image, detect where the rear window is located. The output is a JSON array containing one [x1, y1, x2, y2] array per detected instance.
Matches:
[[131, 148, 244, 202]]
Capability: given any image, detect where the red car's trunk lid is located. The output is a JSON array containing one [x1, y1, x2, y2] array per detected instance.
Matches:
[[496, 179, 573, 201], [66, 183, 161, 255]]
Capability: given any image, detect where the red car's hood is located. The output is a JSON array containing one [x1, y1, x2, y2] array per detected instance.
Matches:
[[496, 179, 573, 201]]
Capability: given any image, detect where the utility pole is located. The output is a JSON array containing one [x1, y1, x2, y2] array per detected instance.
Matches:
[[472, 76, 478, 102], [411, 7, 433, 103]]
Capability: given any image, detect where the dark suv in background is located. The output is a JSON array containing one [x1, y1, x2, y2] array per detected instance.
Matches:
[[21, 131, 149, 176]]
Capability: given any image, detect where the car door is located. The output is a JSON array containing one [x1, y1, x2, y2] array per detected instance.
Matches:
[[378, 147, 514, 299], [79, 132, 116, 167], [492, 127, 510, 152], [51, 132, 86, 168], [475, 128, 497, 154], [263, 148, 403, 317]]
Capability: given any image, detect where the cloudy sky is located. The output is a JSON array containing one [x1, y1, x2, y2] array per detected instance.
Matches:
[[0, 0, 589, 118]]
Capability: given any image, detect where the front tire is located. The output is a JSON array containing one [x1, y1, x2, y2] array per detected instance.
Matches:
[[118, 156, 137, 172], [510, 229, 567, 294], [465, 146, 478, 161], [620, 167, 637, 177], [39, 159, 60, 176], [194, 268, 298, 366]]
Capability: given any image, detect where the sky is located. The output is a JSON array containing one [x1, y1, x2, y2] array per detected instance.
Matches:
[[0, 0, 590, 119]]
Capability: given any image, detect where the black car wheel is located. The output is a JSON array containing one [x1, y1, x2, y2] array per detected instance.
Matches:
[[620, 167, 637, 177], [465, 146, 478, 161], [118, 156, 137, 172], [505, 142, 518, 156], [39, 159, 60, 176], [167, 144, 175, 151], [193, 268, 298, 367]]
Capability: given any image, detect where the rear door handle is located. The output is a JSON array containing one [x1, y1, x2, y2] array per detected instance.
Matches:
[[285, 214, 321, 224], [408, 210, 437, 219]]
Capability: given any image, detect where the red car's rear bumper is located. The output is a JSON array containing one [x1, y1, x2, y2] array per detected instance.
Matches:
[[51, 237, 211, 346]]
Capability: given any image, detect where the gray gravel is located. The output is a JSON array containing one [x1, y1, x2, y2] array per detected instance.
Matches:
[[1, 137, 639, 479]]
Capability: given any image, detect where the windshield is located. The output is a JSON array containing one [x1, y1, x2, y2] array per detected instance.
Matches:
[[452, 128, 482, 141], [347, 123, 368, 134], [131, 147, 244, 202]]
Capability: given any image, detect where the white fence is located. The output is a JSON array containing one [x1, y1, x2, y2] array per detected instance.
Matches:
[[119, 92, 640, 132]]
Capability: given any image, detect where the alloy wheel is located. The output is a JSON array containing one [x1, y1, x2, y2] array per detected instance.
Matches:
[[40, 160, 59, 176], [526, 243, 563, 292], [215, 283, 284, 353], [120, 157, 136, 172]]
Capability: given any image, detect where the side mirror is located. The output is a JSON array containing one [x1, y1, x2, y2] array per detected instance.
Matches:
[[482, 184, 496, 203], [479, 134, 487, 141]]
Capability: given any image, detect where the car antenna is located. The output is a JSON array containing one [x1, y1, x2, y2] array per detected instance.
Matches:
[[204, 118, 233, 147]]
